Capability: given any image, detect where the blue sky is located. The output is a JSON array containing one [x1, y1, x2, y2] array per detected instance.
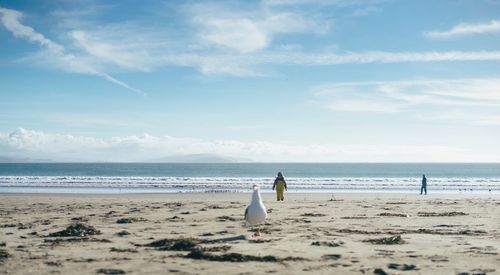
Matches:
[[1, 0, 500, 162]]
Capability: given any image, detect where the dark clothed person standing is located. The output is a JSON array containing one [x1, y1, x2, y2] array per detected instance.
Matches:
[[421, 174, 427, 195]]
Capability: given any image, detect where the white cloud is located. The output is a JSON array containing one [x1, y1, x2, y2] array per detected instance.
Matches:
[[313, 78, 500, 125], [189, 3, 327, 53], [198, 18, 269, 53], [0, 7, 145, 95], [425, 20, 500, 39], [0, 128, 487, 162]]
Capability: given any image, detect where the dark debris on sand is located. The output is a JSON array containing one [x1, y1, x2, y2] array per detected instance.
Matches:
[[144, 238, 198, 251], [185, 250, 275, 262], [48, 223, 101, 237], [115, 230, 130, 237], [110, 248, 138, 253], [96, 268, 126, 274], [203, 235, 246, 243], [387, 263, 417, 271], [0, 249, 9, 261], [249, 239, 275, 244], [1, 223, 32, 230], [363, 235, 404, 245], [373, 268, 388, 275], [185, 250, 306, 262], [166, 216, 184, 222], [321, 254, 341, 260], [337, 229, 382, 235], [44, 261, 62, 267], [144, 236, 243, 252], [338, 228, 485, 236], [0, 223, 17, 228], [217, 215, 238, 222], [202, 245, 232, 252], [378, 213, 409, 217], [116, 218, 146, 224], [414, 228, 486, 236], [71, 217, 89, 222], [144, 236, 299, 261], [463, 268, 497, 275], [311, 240, 344, 247], [301, 213, 326, 217], [417, 211, 468, 217]]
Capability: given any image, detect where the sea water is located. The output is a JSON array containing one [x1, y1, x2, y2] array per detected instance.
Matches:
[[0, 163, 499, 193]]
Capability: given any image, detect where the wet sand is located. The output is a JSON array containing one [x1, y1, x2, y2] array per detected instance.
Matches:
[[0, 193, 499, 274]]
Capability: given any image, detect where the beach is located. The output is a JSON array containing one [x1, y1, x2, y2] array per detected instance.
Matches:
[[0, 193, 499, 274]]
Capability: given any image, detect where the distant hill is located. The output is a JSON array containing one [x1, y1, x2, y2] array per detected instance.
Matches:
[[0, 156, 52, 163], [147, 153, 252, 163], [0, 154, 251, 163]]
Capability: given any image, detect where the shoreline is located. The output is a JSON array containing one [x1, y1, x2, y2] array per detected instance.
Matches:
[[1, 186, 498, 195], [1, 191, 499, 199]]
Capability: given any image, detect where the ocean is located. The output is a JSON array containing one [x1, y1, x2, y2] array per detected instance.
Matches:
[[0, 163, 499, 193]]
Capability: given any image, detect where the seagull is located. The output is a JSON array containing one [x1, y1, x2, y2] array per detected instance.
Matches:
[[245, 184, 267, 236]]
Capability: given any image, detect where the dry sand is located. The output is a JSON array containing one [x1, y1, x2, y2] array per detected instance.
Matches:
[[0, 192, 499, 274]]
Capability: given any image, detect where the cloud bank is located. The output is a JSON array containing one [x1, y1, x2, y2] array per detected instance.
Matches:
[[0, 128, 492, 162]]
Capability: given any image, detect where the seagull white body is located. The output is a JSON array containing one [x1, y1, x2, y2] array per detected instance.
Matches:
[[245, 185, 267, 226]]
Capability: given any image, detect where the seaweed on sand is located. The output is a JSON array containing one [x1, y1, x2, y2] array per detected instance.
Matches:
[[378, 213, 409, 217], [417, 211, 467, 217], [96, 268, 126, 274], [116, 218, 146, 224], [144, 238, 198, 251], [387, 263, 417, 271], [0, 249, 9, 261], [185, 250, 306, 262], [48, 223, 100, 237], [311, 240, 344, 247], [363, 235, 404, 245], [301, 213, 326, 217]]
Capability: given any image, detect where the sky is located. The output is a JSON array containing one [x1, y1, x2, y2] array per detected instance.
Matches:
[[1, 0, 500, 162]]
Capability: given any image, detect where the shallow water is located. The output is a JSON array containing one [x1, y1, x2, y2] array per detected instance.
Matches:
[[0, 163, 499, 193]]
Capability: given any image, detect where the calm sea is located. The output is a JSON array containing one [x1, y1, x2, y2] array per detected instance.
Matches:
[[0, 163, 499, 193]]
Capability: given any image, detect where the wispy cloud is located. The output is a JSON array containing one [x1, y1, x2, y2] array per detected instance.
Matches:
[[0, 7, 145, 95], [266, 50, 500, 65], [424, 20, 500, 39], [3, 4, 500, 78], [0, 128, 483, 162], [313, 78, 500, 125]]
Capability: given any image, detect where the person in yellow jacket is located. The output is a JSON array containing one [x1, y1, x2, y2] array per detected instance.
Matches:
[[272, 172, 288, 201]]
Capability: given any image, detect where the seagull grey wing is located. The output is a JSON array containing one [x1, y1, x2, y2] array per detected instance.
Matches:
[[244, 206, 249, 219]]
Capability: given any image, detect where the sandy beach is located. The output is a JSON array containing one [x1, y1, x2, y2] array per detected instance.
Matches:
[[0, 192, 499, 274]]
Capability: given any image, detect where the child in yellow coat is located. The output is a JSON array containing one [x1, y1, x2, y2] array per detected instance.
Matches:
[[272, 172, 288, 201]]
